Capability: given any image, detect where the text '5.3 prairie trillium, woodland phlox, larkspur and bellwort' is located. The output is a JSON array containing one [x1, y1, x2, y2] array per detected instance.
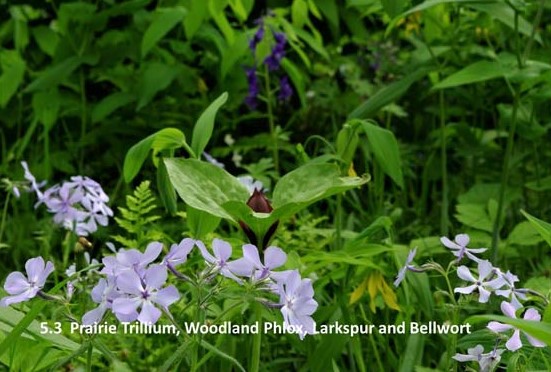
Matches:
[[394, 233, 547, 368], [0, 238, 318, 340], [10, 161, 113, 236]]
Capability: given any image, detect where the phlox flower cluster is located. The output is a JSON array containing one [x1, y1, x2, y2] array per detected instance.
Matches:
[[13, 161, 113, 236], [1, 239, 318, 340], [394, 233, 547, 369]]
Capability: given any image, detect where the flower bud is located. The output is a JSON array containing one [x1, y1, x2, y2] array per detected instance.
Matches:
[[247, 189, 273, 213]]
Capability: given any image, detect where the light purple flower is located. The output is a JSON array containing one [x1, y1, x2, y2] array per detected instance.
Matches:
[[163, 238, 195, 271], [440, 233, 487, 262], [112, 265, 180, 324], [0, 257, 54, 306], [21, 161, 45, 199], [493, 270, 528, 310], [82, 277, 124, 325], [452, 345, 504, 372], [237, 176, 265, 195], [196, 239, 243, 282], [394, 248, 418, 287], [203, 152, 225, 168], [230, 244, 287, 281], [113, 242, 163, 277], [277, 270, 317, 340], [487, 301, 546, 351], [454, 260, 500, 303]]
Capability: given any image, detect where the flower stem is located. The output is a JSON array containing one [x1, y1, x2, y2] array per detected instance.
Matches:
[[263, 65, 279, 175], [249, 303, 262, 372], [0, 192, 10, 245]]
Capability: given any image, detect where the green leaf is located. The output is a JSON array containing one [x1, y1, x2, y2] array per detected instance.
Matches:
[[141, 7, 187, 58], [292, 0, 309, 28], [521, 210, 551, 248], [507, 221, 544, 246], [433, 60, 507, 89], [208, 0, 235, 44], [348, 68, 429, 119], [137, 62, 178, 110], [399, 334, 424, 372], [466, 314, 551, 346], [32, 26, 59, 57], [361, 121, 404, 188], [123, 128, 187, 183], [164, 158, 250, 221], [191, 92, 228, 157], [183, 1, 209, 39], [157, 158, 178, 214], [281, 58, 306, 107], [381, 0, 406, 18], [0, 50, 26, 107], [91, 92, 135, 123], [187, 205, 221, 238], [23, 56, 83, 93]]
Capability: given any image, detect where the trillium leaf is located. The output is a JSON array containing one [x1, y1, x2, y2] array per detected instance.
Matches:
[[191, 92, 228, 158], [164, 158, 249, 221]]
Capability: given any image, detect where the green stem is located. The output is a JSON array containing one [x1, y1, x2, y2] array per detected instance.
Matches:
[[263, 65, 279, 175], [0, 192, 11, 245], [86, 342, 93, 372], [335, 194, 343, 251], [79, 70, 87, 172], [522, 0, 545, 63], [439, 90, 448, 236], [249, 303, 262, 372]]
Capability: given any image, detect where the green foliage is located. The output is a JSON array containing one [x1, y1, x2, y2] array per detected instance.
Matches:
[[113, 181, 163, 248]]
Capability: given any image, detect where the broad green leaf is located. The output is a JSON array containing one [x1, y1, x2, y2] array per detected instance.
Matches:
[[292, 0, 309, 28], [381, 0, 406, 18], [157, 158, 178, 214], [507, 221, 543, 246], [455, 203, 493, 232], [228, 0, 248, 21], [187, 205, 221, 238], [23, 56, 88, 93], [164, 158, 250, 221], [348, 68, 429, 119], [141, 7, 187, 57], [272, 162, 369, 208], [191, 92, 228, 157], [466, 314, 551, 346], [433, 60, 507, 89], [136, 62, 178, 110], [521, 210, 551, 248], [0, 50, 26, 108], [91, 92, 135, 123], [361, 121, 404, 188], [208, 0, 235, 44], [123, 128, 187, 183], [183, 1, 209, 39], [32, 26, 59, 57], [399, 334, 424, 372], [32, 90, 60, 130]]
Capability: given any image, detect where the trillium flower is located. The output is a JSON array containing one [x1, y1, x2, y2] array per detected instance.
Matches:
[[454, 260, 502, 303], [112, 265, 180, 324], [277, 270, 317, 340], [394, 248, 419, 287], [452, 345, 504, 372], [0, 257, 54, 306], [487, 301, 546, 351], [440, 233, 487, 262], [196, 239, 243, 282]]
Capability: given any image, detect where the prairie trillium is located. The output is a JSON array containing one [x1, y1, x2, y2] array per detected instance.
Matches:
[[112, 265, 180, 324], [440, 233, 486, 262], [277, 270, 317, 340], [0, 257, 54, 306], [487, 301, 546, 351]]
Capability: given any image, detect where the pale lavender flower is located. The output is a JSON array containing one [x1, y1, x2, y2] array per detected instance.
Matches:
[[454, 260, 501, 303], [114, 242, 163, 277], [231, 244, 287, 281], [112, 265, 180, 324], [66, 263, 77, 299], [21, 161, 45, 199], [12, 185, 21, 198], [441, 233, 487, 262], [277, 270, 317, 340], [487, 301, 546, 351], [203, 152, 225, 168], [394, 248, 418, 287], [237, 176, 265, 195], [196, 239, 243, 282], [452, 345, 504, 372], [82, 277, 124, 325], [493, 270, 528, 310], [0, 257, 54, 306], [162, 238, 195, 273]]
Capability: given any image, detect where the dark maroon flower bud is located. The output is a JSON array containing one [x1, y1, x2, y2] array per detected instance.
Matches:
[[247, 189, 273, 213]]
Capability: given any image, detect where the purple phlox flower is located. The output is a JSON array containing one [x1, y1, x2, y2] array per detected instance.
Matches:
[[454, 260, 502, 303], [229, 244, 287, 281], [0, 257, 54, 306], [245, 66, 260, 110], [278, 76, 293, 101], [163, 238, 195, 272], [112, 264, 180, 324], [440, 233, 487, 262], [66, 263, 77, 299], [81, 277, 123, 325], [249, 21, 265, 51], [487, 301, 546, 351], [84, 252, 100, 268], [21, 161, 46, 199], [196, 239, 243, 282], [237, 176, 265, 195], [65, 176, 109, 203], [493, 270, 528, 310], [264, 31, 287, 71], [394, 248, 419, 287], [114, 242, 164, 277], [277, 270, 317, 340], [43, 183, 84, 226], [203, 152, 225, 168], [452, 344, 504, 372]]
